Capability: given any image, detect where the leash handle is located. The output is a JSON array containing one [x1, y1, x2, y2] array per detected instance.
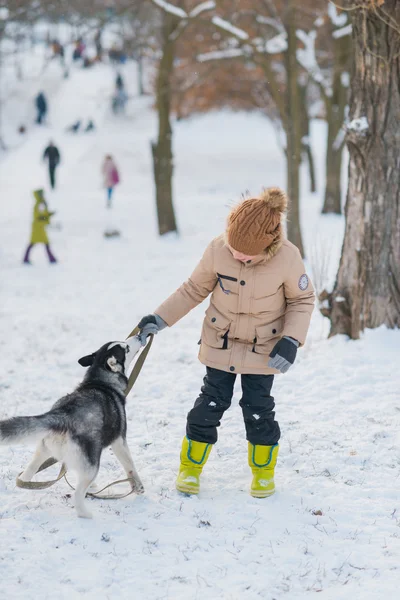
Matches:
[[124, 326, 154, 397]]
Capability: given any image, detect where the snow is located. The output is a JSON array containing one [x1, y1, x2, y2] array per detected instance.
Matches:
[[341, 71, 350, 87], [328, 4, 348, 27], [264, 32, 288, 54], [211, 16, 249, 41], [347, 116, 369, 132], [0, 43, 400, 600], [296, 29, 333, 97], [333, 24, 352, 39], [256, 15, 285, 34], [151, 0, 188, 19], [189, 1, 216, 18], [197, 47, 246, 62]]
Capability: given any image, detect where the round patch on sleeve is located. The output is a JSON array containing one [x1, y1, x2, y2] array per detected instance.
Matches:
[[298, 274, 309, 291]]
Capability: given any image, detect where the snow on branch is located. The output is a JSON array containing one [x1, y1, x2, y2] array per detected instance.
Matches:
[[296, 29, 332, 97], [256, 15, 285, 34], [328, 4, 348, 27], [333, 24, 352, 39], [151, 0, 188, 19], [263, 32, 287, 54], [190, 1, 216, 18], [197, 48, 246, 62], [211, 16, 249, 40]]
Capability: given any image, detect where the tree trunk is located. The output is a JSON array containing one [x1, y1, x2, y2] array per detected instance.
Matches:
[[284, 1, 304, 256], [323, 113, 343, 214], [328, 1, 400, 338], [299, 81, 316, 193], [151, 14, 178, 236], [322, 24, 351, 214], [137, 50, 145, 96]]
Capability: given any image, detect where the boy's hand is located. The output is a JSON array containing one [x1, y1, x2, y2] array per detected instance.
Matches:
[[137, 314, 167, 346], [268, 336, 299, 373]]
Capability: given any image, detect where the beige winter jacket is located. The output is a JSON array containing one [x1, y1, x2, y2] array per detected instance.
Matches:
[[155, 234, 315, 375]]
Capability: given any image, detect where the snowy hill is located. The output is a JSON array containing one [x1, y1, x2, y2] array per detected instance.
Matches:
[[0, 53, 399, 600]]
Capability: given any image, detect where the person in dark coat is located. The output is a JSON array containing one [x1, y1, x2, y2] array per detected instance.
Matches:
[[43, 141, 61, 189], [116, 73, 124, 90], [35, 92, 47, 124]]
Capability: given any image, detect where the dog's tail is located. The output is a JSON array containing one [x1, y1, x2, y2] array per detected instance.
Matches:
[[0, 413, 56, 445]]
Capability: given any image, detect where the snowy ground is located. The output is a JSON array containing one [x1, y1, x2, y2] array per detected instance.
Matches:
[[0, 53, 399, 600]]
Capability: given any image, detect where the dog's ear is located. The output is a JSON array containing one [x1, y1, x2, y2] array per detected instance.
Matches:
[[106, 355, 123, 373], [78, 353, 96, 367]]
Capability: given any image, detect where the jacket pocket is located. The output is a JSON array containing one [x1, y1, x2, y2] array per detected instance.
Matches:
[[213, 273, 239, 313], [202, 305, 232, 350], [216, 273, 238, 294], [253, 317, 284, 354]]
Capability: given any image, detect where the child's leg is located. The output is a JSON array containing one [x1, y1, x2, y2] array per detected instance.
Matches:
[[23, 243, 34, 263], [186, 367, 236, 444], [239, 374, 280, 445], [45, 244, 57, 263], [107, 187, 113, 208]]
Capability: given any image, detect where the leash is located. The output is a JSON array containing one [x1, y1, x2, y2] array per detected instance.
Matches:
[[16, 327, 153, 499], [124, 326, 154, 397]]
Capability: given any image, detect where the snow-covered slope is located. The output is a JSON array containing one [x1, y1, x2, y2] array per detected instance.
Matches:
[[0, 56, 399, 600]]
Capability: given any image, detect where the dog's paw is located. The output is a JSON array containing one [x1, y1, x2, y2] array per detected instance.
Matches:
[[133, 480, 145, 495]]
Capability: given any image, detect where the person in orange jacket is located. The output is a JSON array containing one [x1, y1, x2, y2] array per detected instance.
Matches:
[[137, 188, 315, 498]]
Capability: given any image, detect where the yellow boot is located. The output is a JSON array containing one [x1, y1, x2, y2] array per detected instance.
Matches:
[[176, 437, 212, 494], [248, 443, 279, 498]]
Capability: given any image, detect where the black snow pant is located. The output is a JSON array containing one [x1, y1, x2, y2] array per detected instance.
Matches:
[[49, 164, 57, 189], [186, 367, 280, 446]]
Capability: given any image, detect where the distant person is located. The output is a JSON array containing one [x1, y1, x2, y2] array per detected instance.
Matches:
[[95, 30, 102, 61], [23, 189, 57, 264], [52, 40, 65, 65], [112, 88, 127, 114], [43, 140, 61, 189], [66, 120, 81, 133], [101, 155, 120, 208], [73, 38, 86, 61], [84, 119, 95, 132], [116, 72, 124, 90], [35, 92, 47, 125]]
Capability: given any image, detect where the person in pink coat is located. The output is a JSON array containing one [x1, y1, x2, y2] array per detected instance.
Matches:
[[101, 154, 120, 208]]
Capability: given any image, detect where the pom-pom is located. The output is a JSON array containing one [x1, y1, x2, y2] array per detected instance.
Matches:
[[260, 187, 288, 212]]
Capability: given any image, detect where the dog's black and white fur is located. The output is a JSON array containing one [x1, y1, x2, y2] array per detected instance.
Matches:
[[0, 337, 143, 518]]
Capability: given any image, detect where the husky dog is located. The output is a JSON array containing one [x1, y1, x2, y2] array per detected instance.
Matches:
[[0, 337, 143, 518]]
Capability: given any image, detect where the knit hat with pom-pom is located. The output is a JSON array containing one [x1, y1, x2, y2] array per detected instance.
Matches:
[[226, 188, 288, 256]]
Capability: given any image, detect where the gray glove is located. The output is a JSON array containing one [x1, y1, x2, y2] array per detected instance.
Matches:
[[137, 313, 167, 346], [268, 336, 299, 373]]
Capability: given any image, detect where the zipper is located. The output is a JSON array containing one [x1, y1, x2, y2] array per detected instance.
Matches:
[[217, 273, 238, 282], [217, 273, 238, 295]]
